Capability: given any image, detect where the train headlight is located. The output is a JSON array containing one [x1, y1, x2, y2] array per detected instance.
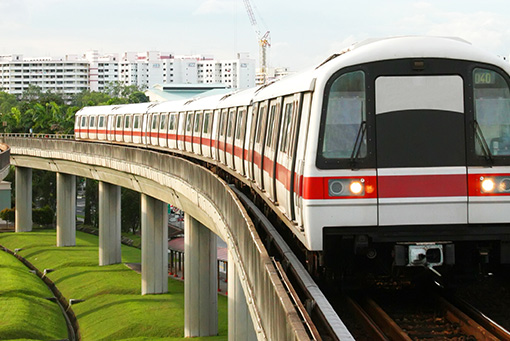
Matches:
[[349, 181, 364, 195], [328, 178, 366, 197], [499, 178, 510, 192], [481, 177, 495, 192]]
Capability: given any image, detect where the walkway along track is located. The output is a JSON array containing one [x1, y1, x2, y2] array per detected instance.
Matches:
[[345, 288, 509, 340], [232, 186, 355, 340], [0, 244, 78, 341]]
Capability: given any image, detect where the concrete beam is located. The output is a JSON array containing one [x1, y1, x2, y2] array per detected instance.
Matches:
[[98, 182, 121, 266], [141, 193, 168, 295], [56, 173, 76, 247], [228, 250, 257, 341], [184, 213, 218, 337], [15, 167, 32, 232]]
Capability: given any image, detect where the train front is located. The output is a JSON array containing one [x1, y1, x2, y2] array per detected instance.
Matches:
[[304, 37, 510, 282]]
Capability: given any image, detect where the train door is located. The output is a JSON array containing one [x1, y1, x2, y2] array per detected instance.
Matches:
[[276, 94, 301, 220], [97, 115, 106, 140], [177, 112, 186, 151], [246, 103, 259, 181], [168, 113, 178, 150], [159, 113, 168, 148], [150, 114, 159, 146], [107, 115, 115, 141], [202, 110, 213, 158], [293, 93, 312, 228], [192, 111, 202, 155], [79, 115, 88, 139], [375, 73, 468, 225], [254, 101, 268, 190], [211, 110, 220, 161], [133, 114, 142, 144], [263, 99, 282, 202], [124, 115, 132, 143], [141, 113, 149, 145], [218, 109, 228, 164], [226, 108, 236, 169], [234, 107, 247, 175], [89, 115, 97, 140], [115, 115, 123, 142], [184, 112, 194, 152]]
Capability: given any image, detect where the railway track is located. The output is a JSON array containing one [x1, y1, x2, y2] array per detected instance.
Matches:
[[345, 288, 509, 340]]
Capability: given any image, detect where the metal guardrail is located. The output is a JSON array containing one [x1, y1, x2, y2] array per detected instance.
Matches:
[[2, 136, 311, 340]]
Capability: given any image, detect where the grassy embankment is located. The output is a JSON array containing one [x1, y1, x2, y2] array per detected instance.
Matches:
[[0, 229, 227, 340], [0, 249, 68, 340]]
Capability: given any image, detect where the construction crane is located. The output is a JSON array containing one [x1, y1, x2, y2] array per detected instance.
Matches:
[[242, 0, 270, 84]]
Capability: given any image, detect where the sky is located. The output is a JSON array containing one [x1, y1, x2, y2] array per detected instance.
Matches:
[[1, 0, 510, 71]]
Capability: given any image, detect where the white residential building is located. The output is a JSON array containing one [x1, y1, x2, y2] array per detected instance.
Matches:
[[0, 50, 256, 99]]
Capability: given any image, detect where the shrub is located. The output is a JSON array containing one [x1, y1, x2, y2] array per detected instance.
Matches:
[[0, 207, 15, 222], [33, 205, 54, 226]]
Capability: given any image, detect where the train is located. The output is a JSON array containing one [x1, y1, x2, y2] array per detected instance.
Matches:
[[75, 36, 510, 280]]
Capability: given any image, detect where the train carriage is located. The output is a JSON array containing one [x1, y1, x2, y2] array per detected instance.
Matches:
[[76, 36, 510, 279]]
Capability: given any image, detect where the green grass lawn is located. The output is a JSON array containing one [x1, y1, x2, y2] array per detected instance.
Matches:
[[0, 230, 227, 340], [0, 249, 68, 340]]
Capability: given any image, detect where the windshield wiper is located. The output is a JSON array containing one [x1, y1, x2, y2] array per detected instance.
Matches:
[[474, 120, 493, 166], [350, 121, 367, 169]]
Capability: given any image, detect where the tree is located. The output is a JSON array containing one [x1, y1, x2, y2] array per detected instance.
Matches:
[[121, 188, 140, 233]]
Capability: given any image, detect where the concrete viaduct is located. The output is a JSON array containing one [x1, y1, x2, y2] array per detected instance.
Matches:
[[2, 135, 312, 340]]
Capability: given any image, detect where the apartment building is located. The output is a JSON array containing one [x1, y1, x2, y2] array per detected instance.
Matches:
[[0, 50, 256, 99]]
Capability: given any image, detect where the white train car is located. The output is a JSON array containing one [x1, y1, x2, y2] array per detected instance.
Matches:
[[76, 36, 510, 277]]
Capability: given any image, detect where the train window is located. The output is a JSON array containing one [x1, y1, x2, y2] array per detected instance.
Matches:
[[320, 70, 366, 159], [256, 104, 267, 143], [160, 115, 167, 130], [89, 116, 95, 128], [81, 116, 87, 127], [133, 115, 140, 129], [203, 111, 211, 134], [116, 116, 122, 129], [266, 105, 276, 147], [151, 116, 159, 130], [280, 102, 293, 153], [473, 68, 510, 156], [98, 116, 105, 128], [124, 116, 131, 129], [235, 110, 245, 140], [227, 111, 234, 138], [186, 113, 193, 132], [169, 114, 176, 131], [194, 112, 202, 133]]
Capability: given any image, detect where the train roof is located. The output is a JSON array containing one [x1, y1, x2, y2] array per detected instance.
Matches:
[[76, 104, 121, 116], [114, 102, 158, 115]]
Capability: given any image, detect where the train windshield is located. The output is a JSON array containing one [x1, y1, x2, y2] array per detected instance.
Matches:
[[473, 68, 510, 156], [320, 70, 366, 160]]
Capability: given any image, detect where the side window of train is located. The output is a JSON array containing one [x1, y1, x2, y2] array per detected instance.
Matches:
[[169, 114, 176, 131], [98, 116, 105, 128], [280, 102, 294, 154], [151, 115, 159, 130], [220, 110, 228, 138], [81, 116, 87, 127], [133, 115, 140, 129], [186, 113, 193, 133], [194, 112, 202, 134], [473, 68, 510, 156], [235, 109, 245, 140], [203, 111, 211, 134], [124, 115, 131, 129], [320, 70, 366, 160], [256, 104, 267, 143], [89, 116, 95, 128], [227, 110, 235, 138], [160, 114, 167, 130], [116, 116, 123, 129], [266, 105, 277, 147]]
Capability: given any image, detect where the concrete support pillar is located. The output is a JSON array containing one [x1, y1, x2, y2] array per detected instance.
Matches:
[[98, 182, 121, 266], [141, 194, 168, 295], [228, 250, 257, 341], [184, 214, 218, 337], [56, 173, 76, 247], [15, 167, 32, 232]]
